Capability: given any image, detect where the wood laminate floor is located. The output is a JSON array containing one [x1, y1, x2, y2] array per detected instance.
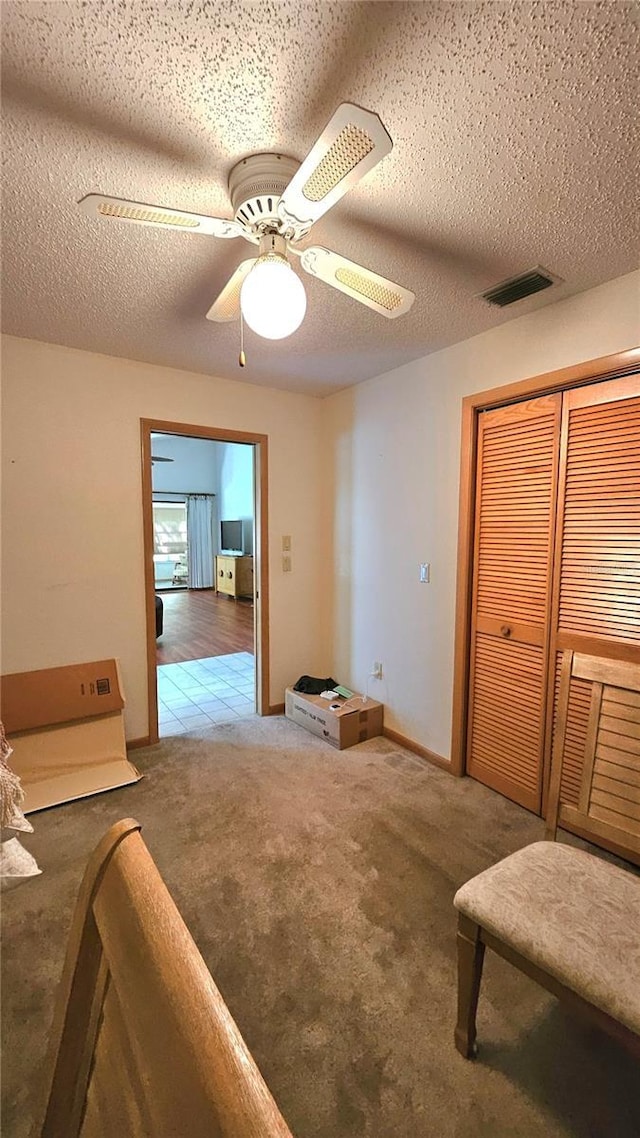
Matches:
[[156, 588, 254, 665]]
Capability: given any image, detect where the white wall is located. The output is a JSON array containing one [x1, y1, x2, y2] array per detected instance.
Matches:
[[1, 336, 331, 739], [151, 435, 218, 495], [216, 442, 254, 554], [3, 272, 637, 754], [322, 270, 640, 762]]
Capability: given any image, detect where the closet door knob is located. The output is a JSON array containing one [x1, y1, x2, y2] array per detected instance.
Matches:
[[500, 625, 512, 638]]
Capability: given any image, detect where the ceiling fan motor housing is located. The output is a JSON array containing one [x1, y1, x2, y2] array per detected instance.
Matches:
[[228, 153, 300, 235]]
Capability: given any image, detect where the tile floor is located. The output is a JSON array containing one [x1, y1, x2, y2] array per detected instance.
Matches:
[[157, 651, 255, 736]]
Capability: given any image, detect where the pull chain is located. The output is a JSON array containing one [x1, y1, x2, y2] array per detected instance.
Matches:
[[239, 312, 246, 368]]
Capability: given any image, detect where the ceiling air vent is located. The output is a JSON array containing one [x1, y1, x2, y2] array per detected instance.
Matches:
[[480, 267, 561, 307]]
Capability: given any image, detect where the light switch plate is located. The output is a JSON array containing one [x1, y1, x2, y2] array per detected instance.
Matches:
[[282, 535, 291, 551], [419, 563, 430, 583]]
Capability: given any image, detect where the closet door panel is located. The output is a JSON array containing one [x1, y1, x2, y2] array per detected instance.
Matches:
[[550, 652, 592, 808], [545, 374, 640, 813], [469, 635, 546, 809], [467, 395, 561, 812], [556, 384, 640, 648]]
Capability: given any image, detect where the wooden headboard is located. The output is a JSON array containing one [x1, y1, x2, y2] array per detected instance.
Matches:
[[39, 819, 294, 1138]]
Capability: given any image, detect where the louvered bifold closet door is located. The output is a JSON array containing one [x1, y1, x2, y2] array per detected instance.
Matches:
[[467, 395, 561, 812], [545, 374, 640, 811]]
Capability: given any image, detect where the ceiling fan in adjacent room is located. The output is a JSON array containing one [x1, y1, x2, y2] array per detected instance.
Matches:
[[79, 103, 415, 341]]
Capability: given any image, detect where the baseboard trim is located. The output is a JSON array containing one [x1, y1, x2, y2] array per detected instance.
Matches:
[[127, 736, 152, 750], [382, 727, 452, 773], [269, 703, 285, 716]]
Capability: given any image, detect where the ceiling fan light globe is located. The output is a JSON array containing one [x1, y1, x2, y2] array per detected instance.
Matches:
[[240, 258, 307, 340]]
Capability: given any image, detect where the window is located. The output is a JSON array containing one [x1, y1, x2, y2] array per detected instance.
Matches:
[[152, 502, 187, 557]]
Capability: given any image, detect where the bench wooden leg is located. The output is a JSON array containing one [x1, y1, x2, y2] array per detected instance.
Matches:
[[455, 914, 485, 1058]]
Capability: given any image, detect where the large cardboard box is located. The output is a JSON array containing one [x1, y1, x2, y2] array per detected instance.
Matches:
[[2, 658, 125, 733], [285, 688, 383, 750], [2, 659, 141, 813]]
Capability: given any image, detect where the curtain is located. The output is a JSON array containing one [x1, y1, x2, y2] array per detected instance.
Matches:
[[186, 495, 215, 589]]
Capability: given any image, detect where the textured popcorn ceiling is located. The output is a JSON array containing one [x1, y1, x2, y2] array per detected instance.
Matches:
[[1, 1, 638, 396]]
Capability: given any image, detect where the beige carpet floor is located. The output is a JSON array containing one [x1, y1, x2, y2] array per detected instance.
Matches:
[[2, 715, 639, 1137]]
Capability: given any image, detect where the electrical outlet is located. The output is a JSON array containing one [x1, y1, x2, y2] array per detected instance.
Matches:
[[282, 554, 292, 573], [372, 661, 383, 679]]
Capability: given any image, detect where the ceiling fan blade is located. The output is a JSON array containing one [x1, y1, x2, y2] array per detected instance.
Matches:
[[278, 103, 392, 238], [78, 194, 244, 238], [299, 247, 414, 319], [205, 258, 257, 322]]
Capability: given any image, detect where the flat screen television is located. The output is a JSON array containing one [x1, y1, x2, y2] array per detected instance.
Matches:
[[220, 519, 244, 553]]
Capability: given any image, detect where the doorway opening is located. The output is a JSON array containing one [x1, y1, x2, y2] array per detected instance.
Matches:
[[141, 419, 269, 745]]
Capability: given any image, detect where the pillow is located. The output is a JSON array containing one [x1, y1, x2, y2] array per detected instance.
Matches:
[[1, 836, 42, 890], [2, 808, 33, 834]]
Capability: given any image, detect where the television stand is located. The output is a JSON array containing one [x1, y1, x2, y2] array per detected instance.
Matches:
[[215, 555, 253, 599]]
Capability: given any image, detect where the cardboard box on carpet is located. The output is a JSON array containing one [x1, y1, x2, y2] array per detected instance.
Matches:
[[285, 688, 383, 749], [2, 659, 141, 813], [2, 658, 125, 733]]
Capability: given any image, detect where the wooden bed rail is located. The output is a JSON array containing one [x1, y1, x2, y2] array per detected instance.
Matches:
[[39, 819, 294, 1138]]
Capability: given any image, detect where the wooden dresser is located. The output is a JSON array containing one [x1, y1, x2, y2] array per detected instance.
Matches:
[[215, 554, 253, 599]]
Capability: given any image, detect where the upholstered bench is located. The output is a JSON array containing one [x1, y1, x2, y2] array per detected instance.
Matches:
[[454, 651, 640, 1062], [454, 841, 640, 1057]]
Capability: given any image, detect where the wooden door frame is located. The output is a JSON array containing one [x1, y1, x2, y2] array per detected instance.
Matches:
[[141, 418, 269, 746], [450, 346, 640, 778]]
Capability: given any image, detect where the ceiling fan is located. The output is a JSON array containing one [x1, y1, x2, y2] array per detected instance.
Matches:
[[78, 103, 415, 341]]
